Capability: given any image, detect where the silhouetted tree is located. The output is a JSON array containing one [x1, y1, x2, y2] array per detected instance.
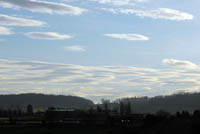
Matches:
[[126, 100, 131, 115], [89, 107, 94, 115], [156, 110, 170, 118], [180, 110, 190, 118], [176, 111, 181, 118], [27, 104, 33, 115], [97, 105, 102, 112], [120, 101, 124, 116], [193, 110, 200, 119]]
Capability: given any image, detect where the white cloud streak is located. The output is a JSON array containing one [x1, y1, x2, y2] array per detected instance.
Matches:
[[102, 8, 193, 21], [0, 14, 46, 27], [0, 0, 86, 15], [163, 59, 199, 70], [25, 32, 72, 40], [90, 0, 148, 6], [104, 34, 149, 41], [64, 46, 86, 52], [1, 59, 200, 100], [0, 26, 14, 35]]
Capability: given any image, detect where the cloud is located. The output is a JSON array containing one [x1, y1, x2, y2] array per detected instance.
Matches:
[[0, 0, 85, 15], [1, 59, 200, 101], [144, 87, 152, 91], [102, 8, 193, 21], [163, 59, 199, 70], [0, 14, 46, 27], [166, 86, 200, 96], [0, 26, 14, 35], [104, 34, 149, 41], [64, 46, 86, 52], [25, 32, 72, 40], [90, 0, 148, 6]]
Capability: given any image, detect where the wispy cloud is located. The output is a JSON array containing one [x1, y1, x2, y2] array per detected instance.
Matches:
[[102, 8, 193, 21], [0, 26, 14, 35], [1, 59, 200, 100], [25, 32, 72, 40], [0, 0, 86, 15], [163, 59, 199, 70], [90, 0, 148, 6], [64, 46, 86, 52], [104, 34, 149, 41], [0, 14, 46, 27]]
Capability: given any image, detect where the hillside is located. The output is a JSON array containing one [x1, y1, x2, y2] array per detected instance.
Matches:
[[0, 93, 94, 110], [1, 93, 200, 113], [120, 93, 200, 113]]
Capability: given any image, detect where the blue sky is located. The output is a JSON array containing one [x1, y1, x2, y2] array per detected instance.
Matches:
[[0, 0, 200, 102]]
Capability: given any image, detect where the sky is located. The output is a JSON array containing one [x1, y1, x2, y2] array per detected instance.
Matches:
[[0, 0, 200, 102]]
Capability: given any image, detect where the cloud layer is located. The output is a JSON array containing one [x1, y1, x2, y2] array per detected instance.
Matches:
[[104, 34, 149, 41], [1, 59, 200, 101], [103, 8, 193, 21], [0, 14, 46, 27], [0, 0, 85, 15], [25, 32, 72, 40]]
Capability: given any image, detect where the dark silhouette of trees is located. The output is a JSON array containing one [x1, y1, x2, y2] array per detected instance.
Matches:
[[0, 93, 94, 110], [0, 93, 200, 114], [126, 101, 131, 115], [120, 101, 124, 116], [97, 105, 102, 113], [119, 93, 200, 113], [27, 104, 33, 115], [119, 100, 132, 116], [193, 110, 200, 118]]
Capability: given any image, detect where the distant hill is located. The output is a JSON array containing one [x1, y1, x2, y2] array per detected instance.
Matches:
[[1, 93, 200, 113], [119, 93, 200, 114], [0, 93, 94, 110]]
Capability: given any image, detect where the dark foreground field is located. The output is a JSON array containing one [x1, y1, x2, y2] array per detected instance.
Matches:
[[0, 120, 200, 134], [0, 126, 124, 134]]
